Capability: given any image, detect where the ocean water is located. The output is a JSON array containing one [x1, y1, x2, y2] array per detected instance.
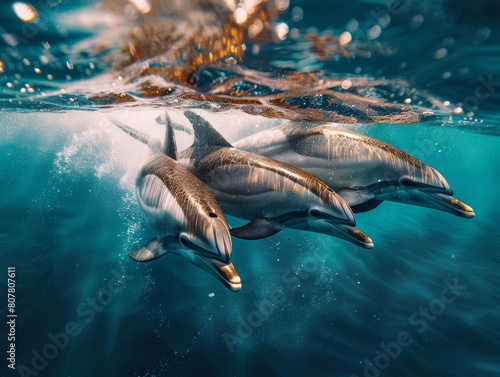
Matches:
[[1, 1, 499, 377]]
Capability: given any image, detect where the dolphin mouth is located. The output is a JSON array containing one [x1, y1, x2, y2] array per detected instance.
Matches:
[[329, 223, 374, 249], [217, 263, 242, 291], [179, 233, 240, 291], [199, 258, 242, 292], [421, 192, 475, 218]]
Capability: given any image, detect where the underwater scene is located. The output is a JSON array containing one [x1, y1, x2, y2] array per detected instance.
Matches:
[[1, 0, 499, 376]]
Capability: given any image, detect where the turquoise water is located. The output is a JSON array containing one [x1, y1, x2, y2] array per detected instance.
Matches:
[[1, 1, 499, 377]]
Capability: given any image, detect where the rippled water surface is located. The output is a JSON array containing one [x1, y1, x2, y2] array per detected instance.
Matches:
[[1, 1, 499, 377]]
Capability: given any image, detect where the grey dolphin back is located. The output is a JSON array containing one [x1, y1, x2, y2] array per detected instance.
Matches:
[[184, 111, 233, 148]]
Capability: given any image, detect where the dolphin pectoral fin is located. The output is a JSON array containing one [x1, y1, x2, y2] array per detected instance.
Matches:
[[350, 199, 384, 213], [230, 217, 286, 240], [129, 238, 167, 262]]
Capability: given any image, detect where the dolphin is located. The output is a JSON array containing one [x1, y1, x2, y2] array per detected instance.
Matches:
[[234, 121, 474, 218], [179, 111, 373, 249], [113, 113, 241, 292]]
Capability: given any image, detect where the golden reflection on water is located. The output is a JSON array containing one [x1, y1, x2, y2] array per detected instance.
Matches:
[[107, 0, 290, 88], [12, 2, 38, 23], [82, 0, 440, 124]]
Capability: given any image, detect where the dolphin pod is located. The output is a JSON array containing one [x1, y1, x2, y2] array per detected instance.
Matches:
[[110, 112, 474, 291], [120, 113, 241, 292], [110, 114, 373, 248], [234, 121, 474, 218], [180, 111, 373, 249]]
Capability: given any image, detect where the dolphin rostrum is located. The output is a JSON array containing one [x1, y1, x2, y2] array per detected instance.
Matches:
[[112, 113, 241, 292], [234, 121, 474, 218], [179, 111, 373, 249]]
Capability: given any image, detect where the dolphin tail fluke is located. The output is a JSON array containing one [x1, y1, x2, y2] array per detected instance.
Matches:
[[129, 238, 168, 262], [108, 116, 150, 145], [230, 217, 286, 240], [156, 115, 193, 135], [108, 116, 162, 153]]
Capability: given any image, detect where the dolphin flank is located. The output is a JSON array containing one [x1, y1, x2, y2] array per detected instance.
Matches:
[[234, 121, 475, 219]]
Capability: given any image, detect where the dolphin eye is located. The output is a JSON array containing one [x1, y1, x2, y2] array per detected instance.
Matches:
[[310, 210, 320, 217], [180, 237, 188, 247], [400, 178, 425, 188], [400, 178, 414, 187], [209, 212, 217, 218]]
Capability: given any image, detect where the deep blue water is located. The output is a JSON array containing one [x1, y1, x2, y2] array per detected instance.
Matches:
[[1, 1, 499, 377]]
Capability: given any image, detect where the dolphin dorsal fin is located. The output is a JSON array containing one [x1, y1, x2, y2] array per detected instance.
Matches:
[[162, 112, 178, 160], [184, 111, 233, 148]]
